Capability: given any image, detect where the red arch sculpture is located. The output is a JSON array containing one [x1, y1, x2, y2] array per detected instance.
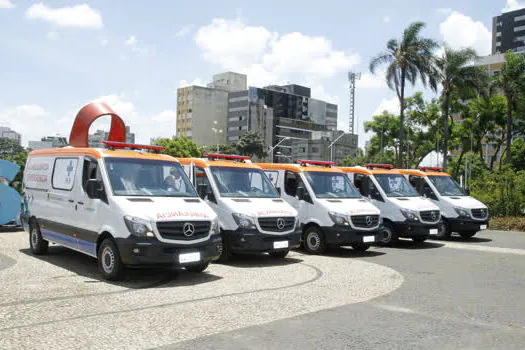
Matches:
[[69, 102, 126, 148]]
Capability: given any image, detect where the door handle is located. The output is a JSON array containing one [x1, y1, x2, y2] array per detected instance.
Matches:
[[68, 199, 74, 203], [77, 201, 84, 205]]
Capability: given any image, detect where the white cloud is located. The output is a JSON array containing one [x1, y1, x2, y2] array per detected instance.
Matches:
[[176, 26, 191, 38], [373, 97, 399, 116], [357, 70, 388, 89], [439, 11, 491, 56], [92, 94, 136, 117], [194, 17, 359, 100], [100, 37, 109, 47], [383, 16, 390, 23], [154, 110, 177, 122], [437, 8, 452, 15], [503, 0, 525, 12], [25, 3, 103, 29], [46, 31, 58, 40], [124, 35, 151, 55], [310, 85, 340, 105], [178, 78, 205, 88], [0, 0, 14, 9]]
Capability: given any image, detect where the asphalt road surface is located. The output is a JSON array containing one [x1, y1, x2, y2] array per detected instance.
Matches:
[[1, 229, 524, 349]]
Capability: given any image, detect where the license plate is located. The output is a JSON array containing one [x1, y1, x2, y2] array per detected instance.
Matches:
[[363, 236, 375, 243], [480, 225, 487, 230], [179, 252, 201, 264], [429, 229, 438, 235], [273, 241, 289, 249]]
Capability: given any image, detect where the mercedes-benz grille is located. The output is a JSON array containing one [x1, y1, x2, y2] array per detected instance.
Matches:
[[258, 217, 295, 232], [351, 215, 380, 228], [156, 221, 211, 240]]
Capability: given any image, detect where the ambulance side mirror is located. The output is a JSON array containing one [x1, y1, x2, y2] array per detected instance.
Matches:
[[86, 179, 103, 199]]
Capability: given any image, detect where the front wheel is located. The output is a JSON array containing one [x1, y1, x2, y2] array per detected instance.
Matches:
[[435, 220, 451, 240], [97, 238, 124, 281], [303, 226, 327, 254], [29, 221, 48, 255], [186, 262, 209, 273], [351, 243, 370, 252], [379, 223, 398, 246], [459, 231, 477, 239], [216, 233, 232, 263], [269, 250, 289, 259]]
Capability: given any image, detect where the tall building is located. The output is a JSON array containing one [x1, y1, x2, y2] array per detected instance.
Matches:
[[176, 72, 247, 146], [492, 7, 525, 54], [88, 126, 135, 148], [0, 126, 21, 145], [227, 84, 354, 163]]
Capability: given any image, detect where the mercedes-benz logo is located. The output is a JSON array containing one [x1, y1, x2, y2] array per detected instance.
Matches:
[[366, 216, 372, 226], [431, 211, 437, 221], [277, 218, 286, 230], [183, 222, 195, 237], [480, 209, 485, 217]]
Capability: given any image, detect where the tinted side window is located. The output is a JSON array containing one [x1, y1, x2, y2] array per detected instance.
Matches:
[[82, 158, 100, 191], [195, 166, 211, 188], [284, 171, 301, 197]]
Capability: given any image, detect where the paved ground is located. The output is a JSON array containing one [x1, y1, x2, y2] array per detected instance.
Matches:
[[1, 229, 524, 349]]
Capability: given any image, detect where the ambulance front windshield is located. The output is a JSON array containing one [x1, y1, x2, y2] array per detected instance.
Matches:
[[304, 171, 361, 198], [209, 166, 279, 198], [428, 175, 466, 196], [374, 174, 419, 197], [105, 158, 197, 197]]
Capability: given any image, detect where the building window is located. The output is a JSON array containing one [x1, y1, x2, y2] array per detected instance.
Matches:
[[229, 106, 248, 112], [496, 32, 502, 37], [312, 147, 319, 153], [302, 147, 306, 152], [515, 15, 525, 22], [496, 41, 501, 47], [188, 108, 192, 113], [238, 126, 242, 131], [229, 96, 248, 103], [514, 25, 525, 32]]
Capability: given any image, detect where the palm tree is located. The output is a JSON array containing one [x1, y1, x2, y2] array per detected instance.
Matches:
[[493, 51, 525, 165], [434, 46, 488, 171], [370, 22, 438, 168]]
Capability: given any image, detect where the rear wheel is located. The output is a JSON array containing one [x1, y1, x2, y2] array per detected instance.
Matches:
[[379, 222, 398, 246], [97, 238, 124, 281], [435, 220, 451, 240], [186, 262, 209, 273], [351, 243, 370, 252], [29, 220, 48, 255], [303, 226, 327, 254], [459, 231, 477, 239], [269, 250, 289, 259]]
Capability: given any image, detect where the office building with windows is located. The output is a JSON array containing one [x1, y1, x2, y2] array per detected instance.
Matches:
[[0, 126, 22, 145], [492, 7, 525, 54], [176, 72, 247, 146], [28, 136, 68, 150]]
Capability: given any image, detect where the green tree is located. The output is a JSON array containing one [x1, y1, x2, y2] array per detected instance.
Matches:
[[153, 137, 202, 158], [340, 149, 369, 166], [433, 46, 488, 171], [369, 22, 438, 168], [510, 138, 525, 171], [364, 111, 401, 162], [235, 131, 267, 159], [493, 51, 525, 165], [201, 143, 238, 155], [0, 137, 24, 158]]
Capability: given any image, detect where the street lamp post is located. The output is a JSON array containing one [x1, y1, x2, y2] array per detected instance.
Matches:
[[211, 121, 223, 153], [329, 132, 346, 163], [269, 137, 290, 162]]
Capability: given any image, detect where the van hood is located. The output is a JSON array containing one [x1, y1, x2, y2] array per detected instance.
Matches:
[[320, 198, 380, 216], [441, 195, 487, 209], [222, 198, 297, 218], [112, 196, 217, 222], [389, 196, 439, 212]]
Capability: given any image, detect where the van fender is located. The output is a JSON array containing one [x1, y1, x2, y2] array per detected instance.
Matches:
[[301, 218, 323, 232]]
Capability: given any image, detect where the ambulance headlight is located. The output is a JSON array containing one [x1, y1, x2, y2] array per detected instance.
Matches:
[[232, 213, 256, 229], [210, 217, 220, 235], [400, 209, 419, 221], [454, 207, 470, 218], [124, 216, 154, 237], [329, 212, 350, 226]]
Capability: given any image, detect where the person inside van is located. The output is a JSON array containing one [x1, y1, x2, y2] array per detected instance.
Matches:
[[164, 167, 185, 192]]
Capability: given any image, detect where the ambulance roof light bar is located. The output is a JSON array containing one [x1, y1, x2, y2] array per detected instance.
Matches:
[[297, 159, 335, 167], [102, 141, 165, 153], [418, 166, 444, 172], [203, 153, 252, 162], [363, 163, 394, 170]]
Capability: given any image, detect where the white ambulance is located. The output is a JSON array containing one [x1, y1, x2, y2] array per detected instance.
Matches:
[[22, 142, 221, 280], [178, 154, 301, 261], [400, 167, 489, 239], [340, 164, 441, 245], [257, 160, 381, 254]]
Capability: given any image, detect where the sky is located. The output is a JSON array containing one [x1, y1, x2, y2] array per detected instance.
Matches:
[[0, 0, 522, 147]]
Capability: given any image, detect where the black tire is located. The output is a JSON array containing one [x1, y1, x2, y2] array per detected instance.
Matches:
[[216, 233, 232, 263], [459, 231, 477, 238], [303, 226, 327, 254], [412, 237, 427, 244], [29, 220, 48, 255], [269, 250, 289, 259], [435, 220, 451, 240], [379, 222, 398, 246], [351, 243, 370, 252], [97, 238, 124, 281], [186, 262, 209, 273]]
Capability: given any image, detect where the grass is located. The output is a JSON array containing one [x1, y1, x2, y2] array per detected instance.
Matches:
[[490, 217, 525, 232]]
